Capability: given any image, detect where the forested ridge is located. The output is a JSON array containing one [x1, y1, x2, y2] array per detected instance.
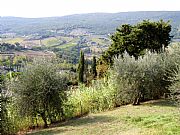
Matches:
[[1, 11, 180, 37]]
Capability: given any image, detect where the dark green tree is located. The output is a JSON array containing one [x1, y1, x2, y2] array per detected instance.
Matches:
[[84, 59, 89, 83], [78, 51, 85, 83], [102, 20, 172, 64], [92, 56, 97, 79], [137, 20, 171, 52]]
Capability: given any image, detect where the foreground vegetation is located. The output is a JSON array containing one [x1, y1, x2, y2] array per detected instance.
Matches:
[[2, 45, 180, 134], [28, 100, 180, 135]]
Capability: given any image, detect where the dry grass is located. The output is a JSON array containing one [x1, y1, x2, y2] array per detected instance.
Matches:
[[27, 100, 180, 135]]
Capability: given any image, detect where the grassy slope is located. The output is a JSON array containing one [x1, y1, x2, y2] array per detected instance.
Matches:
[[4, 37, 24, 44], [28, 100, 180, 135], [41, 37, 62, 47], [41, 36, 76, 49]]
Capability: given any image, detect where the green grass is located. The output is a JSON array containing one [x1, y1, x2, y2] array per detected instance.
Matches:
[[90, 37, 111, 46], [42, 37, 62, 46], [4, 37, 24, 44], [42, 37, 62, 47], [57, 43, 76, 49], [28, 100, 180, 135], [91, 37, 104, 45], [41, 36, 77, 49], [59, 36, 74, 42]]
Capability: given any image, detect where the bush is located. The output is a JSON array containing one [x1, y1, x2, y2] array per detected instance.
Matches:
[[63, 79, 116, 118], [10, 58, 68, 128], [0, 73, 13, 135], [169, 72, 180, 106], [111, 50, 177, 105], [169, 44, 180, 107], [0, 95, 12, 135]]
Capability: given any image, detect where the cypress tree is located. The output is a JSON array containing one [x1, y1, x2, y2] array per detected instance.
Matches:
[[92, 56, 97, 78], [78, 51, 84, 83]]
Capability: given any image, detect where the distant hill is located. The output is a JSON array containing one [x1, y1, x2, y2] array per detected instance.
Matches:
[[0, 11, 180, 37]]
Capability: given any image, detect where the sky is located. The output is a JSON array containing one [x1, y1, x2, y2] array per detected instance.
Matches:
[[0, 0, 180, 18]]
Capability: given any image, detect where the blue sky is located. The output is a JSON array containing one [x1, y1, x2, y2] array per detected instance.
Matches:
[[0, 0, 180, 18]]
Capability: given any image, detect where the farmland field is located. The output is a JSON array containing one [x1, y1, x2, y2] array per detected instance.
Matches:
[[3, 37, 24, 44]]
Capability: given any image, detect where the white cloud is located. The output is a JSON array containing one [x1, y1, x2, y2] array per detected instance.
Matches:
[[0, 0, 179, 18]]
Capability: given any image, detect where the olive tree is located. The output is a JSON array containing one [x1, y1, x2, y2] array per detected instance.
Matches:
[[170, 75, 180, 107], [111, 51, 177, 105], [169, 44, 180, 107], [11, 59, 68, 127]]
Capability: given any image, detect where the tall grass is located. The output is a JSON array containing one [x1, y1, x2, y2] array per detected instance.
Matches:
[[3, 97, 44, 134], [63, 78, 116, 118]]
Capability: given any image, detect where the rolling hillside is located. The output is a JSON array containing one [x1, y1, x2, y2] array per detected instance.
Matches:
[[0, 11, 180, 36]]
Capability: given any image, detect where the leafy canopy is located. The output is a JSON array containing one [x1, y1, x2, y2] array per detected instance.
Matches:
[[102, 20, 172, 64], [11, 59, 68, 127]]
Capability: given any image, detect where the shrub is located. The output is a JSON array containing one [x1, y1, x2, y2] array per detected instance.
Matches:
[[169, 44, 180, 107], [63, 78, 116, 118], [0, 73, 12, 135], [169, 71, 180, 106], [111, 50, 177, 105], [0, 95, 12, 135], [10, 58, 68, 128]]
